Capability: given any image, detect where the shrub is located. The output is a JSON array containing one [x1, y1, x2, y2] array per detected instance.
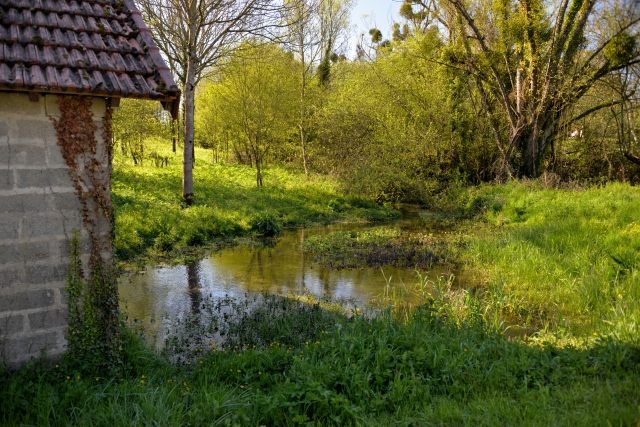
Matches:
[[251, 211, 282, 237]]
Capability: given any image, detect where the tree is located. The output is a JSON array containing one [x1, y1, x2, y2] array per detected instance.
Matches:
[[408, 0, 640, 178], [137, 0, 290, 203], [608, 64, 640, 166], [198, 43, 299, 186], [285, 0, 353, 176], [112, 99, 170, 165]]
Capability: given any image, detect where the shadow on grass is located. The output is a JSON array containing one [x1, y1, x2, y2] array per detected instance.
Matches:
[[2, 292, 640, 425]]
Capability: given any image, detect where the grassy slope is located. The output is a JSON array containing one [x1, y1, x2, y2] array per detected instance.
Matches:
[[112, 146, 396, 263], [461, 182, 640, 340]]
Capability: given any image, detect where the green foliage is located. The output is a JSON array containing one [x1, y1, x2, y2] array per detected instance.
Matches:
[[604, 32, 637, 67], [369, 28, 382, 43], [250, 211, 282, 237], [195, 42, 299, 187], [303, 227, 456, 269], [112, 99, 171, 166], [65, 232, 121, 371], [315, 34, 499, 204], [2, 292, 639, 426]]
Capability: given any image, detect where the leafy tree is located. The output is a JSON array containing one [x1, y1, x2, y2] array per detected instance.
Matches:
[[197, 43, 299, 186], [285, 0, 353, 176], [112, 99, 170, 165], [137, 0, 291, 203], [407, 0, 640, 178]]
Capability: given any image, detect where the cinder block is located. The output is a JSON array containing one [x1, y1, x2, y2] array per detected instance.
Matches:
[[0, 289, 55, 312], [0, 146, 7, 163], [21, 215, 64, 238], [0, 120, 8, 138], [91, 98, 106, 117], [0, 93, 43, 116], [0, 193, 49, 214], [45, 143, 67, 167], [44, 94, 61, 117], [51, 192, 82, 211], [16, 168, 71, 189], [0, 266, 22, 289], [0, 215, 19, 240], [8, 145, 47, 167], [57, 236, 92, 259], [0, 170, 13, 190], [0, 169, 14, 191], [0, 241, 50, 265], [28, 309, 67, 331], [13, 120, 58, 142], [1, 331, 60, 362], [0, 314, 23, 336], [24, 264, 67, 285]]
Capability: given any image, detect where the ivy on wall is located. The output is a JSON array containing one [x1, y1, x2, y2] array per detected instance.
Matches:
[[50, 96, 120, 367]]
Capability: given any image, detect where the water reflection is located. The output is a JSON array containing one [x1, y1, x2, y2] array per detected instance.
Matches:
[[187, 263, 201, 315], [119, 211, 461, 343]]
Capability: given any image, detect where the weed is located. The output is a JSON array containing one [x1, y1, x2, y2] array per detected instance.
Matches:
[[303, 228, 457, 270], [250, 211, 282, 237]]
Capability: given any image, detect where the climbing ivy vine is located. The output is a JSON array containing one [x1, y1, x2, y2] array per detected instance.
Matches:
[[50, 96, 120, 367]]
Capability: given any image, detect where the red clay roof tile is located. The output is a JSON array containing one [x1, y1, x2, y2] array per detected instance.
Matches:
[[0, 0, 180, 117]]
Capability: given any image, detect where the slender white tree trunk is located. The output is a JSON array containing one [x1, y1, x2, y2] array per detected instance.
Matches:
[[182, 20, 196, 205]]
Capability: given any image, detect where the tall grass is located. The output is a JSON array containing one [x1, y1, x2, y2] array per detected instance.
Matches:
[[461, 181, 640, 340], [2, 291, 639, 426], [112, 143, 397, 263]]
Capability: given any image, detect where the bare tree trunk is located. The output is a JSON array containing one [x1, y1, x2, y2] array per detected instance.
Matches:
[[171, 119, 177, 153], [256, 156, 263, 187], [182, 37, 196, 204], [300, 126, 309, 176]]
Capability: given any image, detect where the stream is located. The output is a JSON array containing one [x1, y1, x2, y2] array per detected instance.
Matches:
[[118, 208, 463, 343]]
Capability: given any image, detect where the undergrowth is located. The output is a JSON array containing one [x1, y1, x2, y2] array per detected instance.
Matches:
[[302, 228, 460, 270], [112, 144, 397, 265], [1, 291, 638, 426], [457, 181, 640, 340]]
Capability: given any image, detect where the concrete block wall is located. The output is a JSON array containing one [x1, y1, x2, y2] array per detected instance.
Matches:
[[0, 92, 110, 368]]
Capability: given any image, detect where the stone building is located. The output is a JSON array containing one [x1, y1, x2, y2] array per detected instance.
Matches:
[[0, 0, 180, 368]]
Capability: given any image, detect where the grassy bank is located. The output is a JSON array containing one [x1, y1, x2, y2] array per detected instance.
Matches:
[[112, 145, 397, 264], [301, 180, 640, 342], [456, 181, 640, 340], [2, 293, 639, 426]]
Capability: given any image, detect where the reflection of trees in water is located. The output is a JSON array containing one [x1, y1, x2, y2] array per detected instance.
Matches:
[[300, 229, 307, 289], [246, 248, 265, 285], [187, 263, 202, 315], [318, 267, 331, 295]]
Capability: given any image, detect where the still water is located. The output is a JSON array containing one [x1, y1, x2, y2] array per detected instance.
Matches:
[[118, 209, 458, 341]]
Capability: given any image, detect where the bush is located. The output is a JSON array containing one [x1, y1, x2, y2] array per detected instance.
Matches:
[[251, 211, 282, 237]]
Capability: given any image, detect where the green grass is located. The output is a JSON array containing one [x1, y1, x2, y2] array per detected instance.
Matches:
[[112, 144, 398, 263], [458, 181, 640, 340], [2, 293, 639, 426], [3, 168, 639, 425]]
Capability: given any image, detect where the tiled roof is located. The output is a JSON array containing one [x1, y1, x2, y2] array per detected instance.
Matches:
[[0, 0, 180, 118]]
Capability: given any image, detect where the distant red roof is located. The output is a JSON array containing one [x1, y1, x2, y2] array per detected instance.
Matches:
[[0, 0, 180, 118]]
